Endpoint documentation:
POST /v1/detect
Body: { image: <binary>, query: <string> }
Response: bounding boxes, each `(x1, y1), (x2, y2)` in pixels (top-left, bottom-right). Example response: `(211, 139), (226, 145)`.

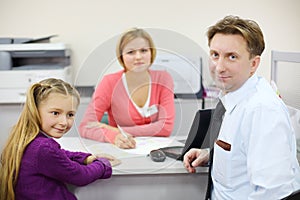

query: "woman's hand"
(114, 133), (136, 149)
(86, 121), (136, 149)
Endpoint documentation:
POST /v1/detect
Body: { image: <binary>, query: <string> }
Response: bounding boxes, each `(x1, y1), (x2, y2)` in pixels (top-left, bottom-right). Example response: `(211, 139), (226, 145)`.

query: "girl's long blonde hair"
(0, 78), (80, 200)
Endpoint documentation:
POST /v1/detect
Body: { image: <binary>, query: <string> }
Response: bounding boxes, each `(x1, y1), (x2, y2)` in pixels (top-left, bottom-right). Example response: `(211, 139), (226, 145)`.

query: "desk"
(57, 137), (208, 200)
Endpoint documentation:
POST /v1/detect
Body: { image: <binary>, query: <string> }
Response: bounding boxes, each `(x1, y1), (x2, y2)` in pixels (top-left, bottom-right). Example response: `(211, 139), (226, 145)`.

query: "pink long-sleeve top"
(79, 69), (175, 143)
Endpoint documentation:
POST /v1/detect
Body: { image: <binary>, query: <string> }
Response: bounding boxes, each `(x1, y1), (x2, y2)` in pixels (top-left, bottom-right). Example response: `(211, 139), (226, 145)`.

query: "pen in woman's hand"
(117, 125), (128, 138)
(116, 125), (136, 149)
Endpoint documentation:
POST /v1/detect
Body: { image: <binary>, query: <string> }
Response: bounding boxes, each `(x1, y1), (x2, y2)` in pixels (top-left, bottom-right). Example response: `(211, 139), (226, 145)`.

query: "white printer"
(0, 43), (71, 103)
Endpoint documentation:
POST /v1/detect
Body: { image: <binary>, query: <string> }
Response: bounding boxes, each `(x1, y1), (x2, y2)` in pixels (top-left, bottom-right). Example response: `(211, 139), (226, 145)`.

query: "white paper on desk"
(86, 137), (184, 159)
(123, 137), (183, 155)
(86, 142), (137, 159)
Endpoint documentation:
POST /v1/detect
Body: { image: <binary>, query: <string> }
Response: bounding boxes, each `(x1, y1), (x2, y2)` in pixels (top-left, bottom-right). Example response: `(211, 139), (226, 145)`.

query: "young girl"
(0, 78), (112, 200)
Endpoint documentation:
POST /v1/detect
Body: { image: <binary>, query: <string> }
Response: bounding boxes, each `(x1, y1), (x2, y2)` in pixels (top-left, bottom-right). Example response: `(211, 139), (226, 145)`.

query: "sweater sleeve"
(37, 140), (112, 186)
(63, 149), (91, 164)
(79, 73), (120, 143)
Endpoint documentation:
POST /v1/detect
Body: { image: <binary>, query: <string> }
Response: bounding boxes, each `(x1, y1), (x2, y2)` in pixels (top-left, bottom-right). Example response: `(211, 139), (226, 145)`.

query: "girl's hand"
(96, 153), (121, 167)
(84, 155), (97, 165)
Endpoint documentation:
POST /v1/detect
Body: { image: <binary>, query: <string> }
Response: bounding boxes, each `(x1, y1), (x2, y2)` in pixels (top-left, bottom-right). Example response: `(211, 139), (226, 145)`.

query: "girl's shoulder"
(30, 133), (60, 153)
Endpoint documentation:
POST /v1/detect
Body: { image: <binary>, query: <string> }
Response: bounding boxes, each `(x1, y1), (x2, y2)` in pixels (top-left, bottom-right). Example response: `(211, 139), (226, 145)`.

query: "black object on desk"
(161, 109), (212, 161)
(159, 146), (184, 160)
(149, 149), (166, 162)
(150, 109), (213, 162)
(179, 109), (212, 160)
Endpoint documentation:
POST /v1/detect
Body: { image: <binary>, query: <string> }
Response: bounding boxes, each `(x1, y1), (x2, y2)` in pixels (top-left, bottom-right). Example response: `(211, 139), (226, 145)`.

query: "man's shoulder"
(246, 80), (287, 113)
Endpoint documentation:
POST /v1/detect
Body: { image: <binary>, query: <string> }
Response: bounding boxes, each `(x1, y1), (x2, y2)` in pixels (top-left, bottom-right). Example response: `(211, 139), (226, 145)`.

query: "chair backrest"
(282, 189), (300, 200)
(177, 109), (212, 160)
(100, 112), (109, 124)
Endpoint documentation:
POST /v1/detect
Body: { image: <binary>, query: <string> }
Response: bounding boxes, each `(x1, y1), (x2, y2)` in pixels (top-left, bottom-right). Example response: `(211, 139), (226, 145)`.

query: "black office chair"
(282, 189), (300, 200)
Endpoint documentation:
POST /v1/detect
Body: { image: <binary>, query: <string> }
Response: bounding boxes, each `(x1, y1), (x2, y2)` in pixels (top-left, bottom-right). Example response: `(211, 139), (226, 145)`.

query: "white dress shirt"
(211, 74), (300, 200)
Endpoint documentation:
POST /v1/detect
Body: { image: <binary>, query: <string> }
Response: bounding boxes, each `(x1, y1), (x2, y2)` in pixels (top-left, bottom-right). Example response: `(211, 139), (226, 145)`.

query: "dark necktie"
(205, 101), (226, 200)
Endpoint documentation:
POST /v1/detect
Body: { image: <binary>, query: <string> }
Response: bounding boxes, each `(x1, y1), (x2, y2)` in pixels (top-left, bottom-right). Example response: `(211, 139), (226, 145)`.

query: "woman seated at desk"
(79, 28), (175, 149)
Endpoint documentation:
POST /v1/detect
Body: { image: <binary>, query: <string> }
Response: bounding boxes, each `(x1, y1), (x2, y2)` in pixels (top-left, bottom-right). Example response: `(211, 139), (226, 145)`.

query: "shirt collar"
(39, 130), (51, 138)
(219, 74), (258, 113)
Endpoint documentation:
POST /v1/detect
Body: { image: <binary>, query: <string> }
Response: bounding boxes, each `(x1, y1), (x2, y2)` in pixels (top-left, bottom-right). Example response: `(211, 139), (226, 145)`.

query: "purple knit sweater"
(15, 132), (112, 200)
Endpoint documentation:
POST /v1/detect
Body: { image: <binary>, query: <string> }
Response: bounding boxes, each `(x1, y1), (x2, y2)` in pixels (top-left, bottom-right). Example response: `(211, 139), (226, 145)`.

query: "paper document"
(87, 137), (184, 159)
(55, 137), (184, 159)
(123, 137), (183, 155)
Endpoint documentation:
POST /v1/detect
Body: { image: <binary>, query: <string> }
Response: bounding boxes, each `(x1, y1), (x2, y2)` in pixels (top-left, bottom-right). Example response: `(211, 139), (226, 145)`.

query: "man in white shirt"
(183, 15), (300, 199)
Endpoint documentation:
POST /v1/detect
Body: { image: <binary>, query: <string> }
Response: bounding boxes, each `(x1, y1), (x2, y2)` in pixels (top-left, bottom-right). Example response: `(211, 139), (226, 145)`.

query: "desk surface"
(56, 136), (207, 175)
(57, 136), (208, 200)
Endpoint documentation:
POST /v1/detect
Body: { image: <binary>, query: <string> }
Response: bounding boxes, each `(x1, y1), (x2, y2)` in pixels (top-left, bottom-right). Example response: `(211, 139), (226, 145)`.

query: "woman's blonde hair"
(116, 28), (156, 69)
(0, 78), (80, 200)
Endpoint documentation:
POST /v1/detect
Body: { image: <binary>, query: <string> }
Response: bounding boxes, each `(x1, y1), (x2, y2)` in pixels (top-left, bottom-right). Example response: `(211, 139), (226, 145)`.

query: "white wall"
(0, 0), (300, 86)
(1, 0), (300, 153)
